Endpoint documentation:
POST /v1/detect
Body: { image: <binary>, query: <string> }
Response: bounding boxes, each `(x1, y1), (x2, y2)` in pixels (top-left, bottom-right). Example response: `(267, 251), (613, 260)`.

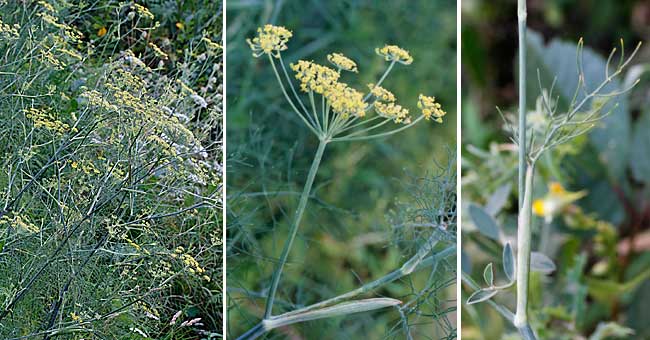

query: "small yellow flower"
(375, 102), (411, 124)
(246, 24), (292, 58)
(375, 45), (413, 65)
(367, 84), (395, 102)
(327, 53), (358, 72)
(70, 312), (83, 323)
(290, 60), (340, 94)
(97, 26), (107, 37)
(533, 182), (587, 222)
(325, 82), (367, 119)
(417, 94), (446, 123)
(175, 22), (184, 30)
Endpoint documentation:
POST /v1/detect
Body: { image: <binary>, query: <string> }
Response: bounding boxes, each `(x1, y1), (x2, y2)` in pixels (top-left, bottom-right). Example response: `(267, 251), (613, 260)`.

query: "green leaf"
(530, 252), (556, 274)
(468, 203), (500, 241)
(485, 183), (511, 216)
(483, 263), (494, 286)
(466, 288), (497, 305)
(502, 242), (515, 282)
(525, 30), (631, 180)
(630, 110), (650, 183)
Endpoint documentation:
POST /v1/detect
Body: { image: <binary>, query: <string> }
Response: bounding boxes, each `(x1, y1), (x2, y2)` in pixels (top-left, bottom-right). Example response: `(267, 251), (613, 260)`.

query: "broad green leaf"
(485, 183), (511, 216)
(263, 298), (401, 330)
(630, 110), (650, 183)
(483, 263), (494, 286)
(530, 252), (556, 274)
(525, 30), (631, 181)
(466, 288), (497, 305)
(502, 242), (515, 282)
(468, 203), (500, 241)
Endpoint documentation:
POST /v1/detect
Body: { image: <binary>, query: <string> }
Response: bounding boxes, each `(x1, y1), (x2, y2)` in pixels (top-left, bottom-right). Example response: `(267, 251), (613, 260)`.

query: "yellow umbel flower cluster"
(1, 214), (40, 234)
(291, 60), (340, 94)
(23, 107), (70, 134)
(417, 94), (446, 123)
(0, 19), (19, 39)
(327, 82), (367, 118)
(132, 3), (154, 20)
(327, 53), (358, 72)
(247, 24), (292, 58)
(368, 83), (395, 102)
(375, 102), (411, 124)
(291, 60), (366, 118)
(376, 45), (413, 65)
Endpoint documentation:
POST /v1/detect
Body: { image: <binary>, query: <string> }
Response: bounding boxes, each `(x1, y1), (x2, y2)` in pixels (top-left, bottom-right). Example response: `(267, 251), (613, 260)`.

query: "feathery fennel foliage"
(0, 1), (222, 338)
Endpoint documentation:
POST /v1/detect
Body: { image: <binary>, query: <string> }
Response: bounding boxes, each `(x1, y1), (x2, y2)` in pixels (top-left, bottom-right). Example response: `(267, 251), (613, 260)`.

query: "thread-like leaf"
(503, 242), (515, 282)
(467, 289), (498, 305)
(468, 203), (500, 241)
(530, 252), (556, 274)
(263, 298), (402, 331)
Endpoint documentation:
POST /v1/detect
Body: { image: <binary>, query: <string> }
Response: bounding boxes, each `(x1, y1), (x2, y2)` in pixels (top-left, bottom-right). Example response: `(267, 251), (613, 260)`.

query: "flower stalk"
(264, 138), (327, 318)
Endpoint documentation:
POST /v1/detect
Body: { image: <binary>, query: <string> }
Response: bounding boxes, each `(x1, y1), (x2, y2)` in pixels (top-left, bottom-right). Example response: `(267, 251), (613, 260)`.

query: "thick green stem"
(263, 139), (328, 318)
(514, 166), (534, 331)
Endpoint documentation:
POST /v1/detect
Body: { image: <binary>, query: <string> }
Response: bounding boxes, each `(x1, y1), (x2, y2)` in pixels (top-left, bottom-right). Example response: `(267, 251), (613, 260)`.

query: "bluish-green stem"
(515, 166), (533, 328)
(517, 0), (527, 210)
(263, 139), (328, 318)
(515, 1), (537, 339)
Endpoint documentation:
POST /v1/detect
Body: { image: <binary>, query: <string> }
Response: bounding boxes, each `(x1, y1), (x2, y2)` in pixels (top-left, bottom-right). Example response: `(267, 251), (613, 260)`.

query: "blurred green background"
(226, 0), (456, 338)
(462, 0), (650, 339)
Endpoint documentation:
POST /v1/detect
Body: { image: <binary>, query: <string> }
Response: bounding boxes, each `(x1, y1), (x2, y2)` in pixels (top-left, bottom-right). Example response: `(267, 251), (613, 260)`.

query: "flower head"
(325, 82), (367, 119)
(247, 24), (292, 58)
(376, 45), (413, 65)
(532, 182), (587, 222)
(290, 60), (340, 94)
(368, 83), (395, 102)
(327, 53), (358, 72)
(417, 94), (446, 123)
(375, 102), (411, 124)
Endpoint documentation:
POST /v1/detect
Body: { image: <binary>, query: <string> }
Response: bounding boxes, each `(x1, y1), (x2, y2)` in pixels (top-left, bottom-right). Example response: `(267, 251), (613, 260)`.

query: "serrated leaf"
(485, 183), (511, 216)
(483, 263), (494, 286)
(466, 289), (498, 305)
(468, 203), (500, 241)
(263, 298), (401, 331)
(502, 242), (515, 282)
(530, 252), (556, 274)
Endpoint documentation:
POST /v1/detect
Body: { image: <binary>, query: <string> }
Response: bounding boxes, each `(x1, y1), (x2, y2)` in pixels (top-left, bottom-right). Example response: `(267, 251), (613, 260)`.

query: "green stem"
(518, 0), (527, 211)
(514, 165), (534, 333)
(263, 139), (328, 318)
(268, 55), (320, 136)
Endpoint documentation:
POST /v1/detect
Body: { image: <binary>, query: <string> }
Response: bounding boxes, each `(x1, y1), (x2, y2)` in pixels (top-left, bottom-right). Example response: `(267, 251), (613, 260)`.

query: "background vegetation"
(461, 0), (650, 338)
(0, 1), (222, 339)
(226, 0), (456, 338)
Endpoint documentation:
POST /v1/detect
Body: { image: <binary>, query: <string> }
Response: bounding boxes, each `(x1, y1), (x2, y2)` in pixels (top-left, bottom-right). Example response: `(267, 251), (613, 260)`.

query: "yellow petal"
(532, 199), (545, 216)
(97, 26), (107, 37)
(175, 22), (184, 30)
(549, 182), (565, 194)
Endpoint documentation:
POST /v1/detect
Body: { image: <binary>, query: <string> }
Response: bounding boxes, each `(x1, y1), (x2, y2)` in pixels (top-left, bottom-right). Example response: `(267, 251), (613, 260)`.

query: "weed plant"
(228, 2), (455, 338)
(462, 1), (642, 339)
(0, 1), (222, 338)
